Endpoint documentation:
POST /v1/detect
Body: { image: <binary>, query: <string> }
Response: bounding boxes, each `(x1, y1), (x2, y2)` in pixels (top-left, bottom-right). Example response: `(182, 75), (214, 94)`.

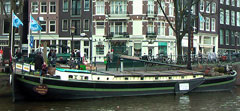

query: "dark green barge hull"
(13, 72), (237, 101)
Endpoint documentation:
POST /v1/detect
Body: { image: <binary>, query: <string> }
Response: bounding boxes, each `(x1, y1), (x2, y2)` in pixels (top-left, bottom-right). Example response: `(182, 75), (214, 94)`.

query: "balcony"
(146, 32), (157, 39)
(110, 32), (129, 38)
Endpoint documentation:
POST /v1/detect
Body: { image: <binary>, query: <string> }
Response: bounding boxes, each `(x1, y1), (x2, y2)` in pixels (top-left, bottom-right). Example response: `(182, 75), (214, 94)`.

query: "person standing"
(35, 52), (44, 75)
(105, 51), (111, 71)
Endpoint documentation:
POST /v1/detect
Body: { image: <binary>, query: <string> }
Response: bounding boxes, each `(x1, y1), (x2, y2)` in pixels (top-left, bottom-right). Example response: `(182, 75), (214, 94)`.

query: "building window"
(72, 20), (80, 35)
(147, 22), (154, 34)
(72, 0), (81, 15)
(237, 12), (240, 26)
(4, 19), (10, 34)
(96, 45), (104, 55)
(237, 0), (240, 7)
(200, 19), (205, 30)
(231, 31), (235, 46)
(40, 21), (46, 33)
(238, 32), (240, 46)
(211, 18), (215, 32)
(220, 9), (224, 24)
(62, 19), (68, 31)
(84, 19), (89, 31)
(211, 3), (216, 13)
(31, 2), (38, 14)
(226, 0), (230, 5)
(4, 1), (10, 14)
(206, 17), (210, 31)
(169, 3), (174, 16)
(204, 37), (211, 45)
(96, 1), (105, 15)
(232, 11), (235, 26)
(158, 22), (165, 36)
(220, 29), (224, 45)
(148, 0), (154, 15)
(63, 0), (69, 12)
(50, 2), (56, 14)
(232, 0), (235, 6)
(169, 26), (174, 36)
(200, 0), (204, 12)
(158, 2), (165, 15)
(191, 5), (195, 14)
(40, 2), (47, 14)
(110, 1), (127, 14)
(49, 20), (56, 33)
(226, 10), (230, 25)
(84, 0), (90, 11)
(226, 30), (230, 45)
(110, 22), (127, 35)
(206, 1), (210, 13)
(96, 22), (104, 35)
(220, 0), (224, 4)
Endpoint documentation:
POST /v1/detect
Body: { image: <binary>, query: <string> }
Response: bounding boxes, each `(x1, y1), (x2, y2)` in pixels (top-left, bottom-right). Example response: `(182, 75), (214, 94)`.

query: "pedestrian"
(15, 49), (22, 62)
(105, 51), (111, 71)
(34, 52), (44, 75)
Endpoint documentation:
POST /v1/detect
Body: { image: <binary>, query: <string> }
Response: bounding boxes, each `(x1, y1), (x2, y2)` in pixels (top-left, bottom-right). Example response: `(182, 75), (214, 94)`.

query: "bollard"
(120, 58), (124, 72)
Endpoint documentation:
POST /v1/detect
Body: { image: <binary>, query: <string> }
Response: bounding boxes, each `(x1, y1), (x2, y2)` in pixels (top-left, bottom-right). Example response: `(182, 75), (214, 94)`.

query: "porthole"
(193, 75), (196, 78)
(107, 77), (109, 80)
(125, 77), (129, 80)
(84, 76), (88, 80)
(155, 77), (159, 80)
(141, 77), (144, 80)
(97, 77), (100, 80)
(181, 76), (184, 79)
(168, 77), (172, 80)
(69, 75), (73, 79)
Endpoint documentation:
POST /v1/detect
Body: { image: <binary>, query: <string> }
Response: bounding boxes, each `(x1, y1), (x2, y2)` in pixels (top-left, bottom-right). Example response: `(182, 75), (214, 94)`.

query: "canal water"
(1, 86), (240, 111)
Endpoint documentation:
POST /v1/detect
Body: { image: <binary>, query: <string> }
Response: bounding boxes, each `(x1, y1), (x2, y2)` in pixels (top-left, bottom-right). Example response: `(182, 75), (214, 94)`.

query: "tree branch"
(157, 0), (176, 33)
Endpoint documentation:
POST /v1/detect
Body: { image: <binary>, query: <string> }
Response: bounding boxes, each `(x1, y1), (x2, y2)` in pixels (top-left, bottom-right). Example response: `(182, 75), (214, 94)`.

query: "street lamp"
(70, 26), (75, 53)
(235, 32), (239, 53)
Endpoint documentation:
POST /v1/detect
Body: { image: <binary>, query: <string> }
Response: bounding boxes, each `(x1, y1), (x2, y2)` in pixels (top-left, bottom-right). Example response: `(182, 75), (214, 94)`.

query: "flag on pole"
(30, 15), (42, 31)
(199, 13), (205, 22)
(12, 12), (23, 28)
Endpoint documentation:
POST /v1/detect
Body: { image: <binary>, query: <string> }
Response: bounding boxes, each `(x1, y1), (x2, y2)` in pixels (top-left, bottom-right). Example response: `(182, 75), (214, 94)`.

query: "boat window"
(141, 77), (144, 80)
(97, 77), (100, 80)
(107, 77), (109, 80)
(125, 77), (129, 80)
(168, 77), (172, 80)
(69, 75), (73, 79)
(84, 76), (88, 80)
(193, 75), (196, 78)
(155, 77), (158, 80)
(181, 76), (184, 79)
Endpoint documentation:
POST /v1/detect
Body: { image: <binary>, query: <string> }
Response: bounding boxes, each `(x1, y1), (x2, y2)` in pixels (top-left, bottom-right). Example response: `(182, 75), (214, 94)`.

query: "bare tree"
(157, 0), (213, 63)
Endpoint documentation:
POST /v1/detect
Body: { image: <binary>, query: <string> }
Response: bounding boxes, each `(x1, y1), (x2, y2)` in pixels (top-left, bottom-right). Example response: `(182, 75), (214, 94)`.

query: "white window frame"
(231, 11), (235, 26)
(158, 2), (165, 16)
(169, 3), (174, 16)
(31, 2), (38, 14)
(226, 10), (230, 25)
(148, 0), (154, 15)
(62, 19), (68, 32)
(40, 21), (47, 33)
(110, 1), (127, 15)
(158, 22), (165, 36)
(84, 19), (89, 31)
(96, 22), (105, 35)
(211, 3), (216, 13)
(206, 1), (210, 13)
(220, 9), (224, 24)
(200, 19), (205, 31)
(220, 0), (224, 4)
(84, 0), (90, 11)
(147, 22), (154, 33)
(96, 1), (105, 15)
(49, 20), (56, 33)
(110, 22), (127, 35)
(40, 2), (47, 14)
(237, 12), (240, 26)
(232, 0), (235, 6)
(237, 0), (240, 7)
(49, 1), (56, 14)
(226, 30), (229, 45)
(226, 0), (230, 5)
(211, 18), (215, 32)
(220, 29), (224, 45)
(63, 0), (69, 12)
(200, 0), (204, 12)
(206, 17), (210, 31)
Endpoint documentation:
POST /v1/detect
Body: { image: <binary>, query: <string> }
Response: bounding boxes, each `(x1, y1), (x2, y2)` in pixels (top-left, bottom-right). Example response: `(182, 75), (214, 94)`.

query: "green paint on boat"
(17, 78), (174, 91)
(198, 78), (236, 88)
(56, 68), (90, 73)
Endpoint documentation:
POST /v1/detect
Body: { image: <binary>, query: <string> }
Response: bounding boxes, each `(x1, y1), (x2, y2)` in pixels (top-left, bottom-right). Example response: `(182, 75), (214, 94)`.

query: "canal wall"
(0, 74), (11, 96)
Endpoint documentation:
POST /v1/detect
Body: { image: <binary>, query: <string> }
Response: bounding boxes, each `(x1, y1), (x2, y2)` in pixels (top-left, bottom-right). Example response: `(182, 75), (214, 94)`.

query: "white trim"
(49, 1), (56, 14)
(62, 0), (69, 12)
(40, 1), (47, 14)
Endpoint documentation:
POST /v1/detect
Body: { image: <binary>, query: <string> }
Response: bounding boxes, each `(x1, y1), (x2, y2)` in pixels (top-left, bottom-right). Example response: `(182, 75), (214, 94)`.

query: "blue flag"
(30, 15), (42, 31)
(12, 12), (23, 28)
(199, 13), (205, 22)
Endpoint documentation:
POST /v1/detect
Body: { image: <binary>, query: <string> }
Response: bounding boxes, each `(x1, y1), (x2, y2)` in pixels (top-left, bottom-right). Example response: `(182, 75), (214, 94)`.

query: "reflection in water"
(1, 86), (240, 111)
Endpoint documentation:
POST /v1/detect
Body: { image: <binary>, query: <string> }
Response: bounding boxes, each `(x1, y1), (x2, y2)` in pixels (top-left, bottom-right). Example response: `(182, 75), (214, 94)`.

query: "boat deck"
(97, 70), (204, 77)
